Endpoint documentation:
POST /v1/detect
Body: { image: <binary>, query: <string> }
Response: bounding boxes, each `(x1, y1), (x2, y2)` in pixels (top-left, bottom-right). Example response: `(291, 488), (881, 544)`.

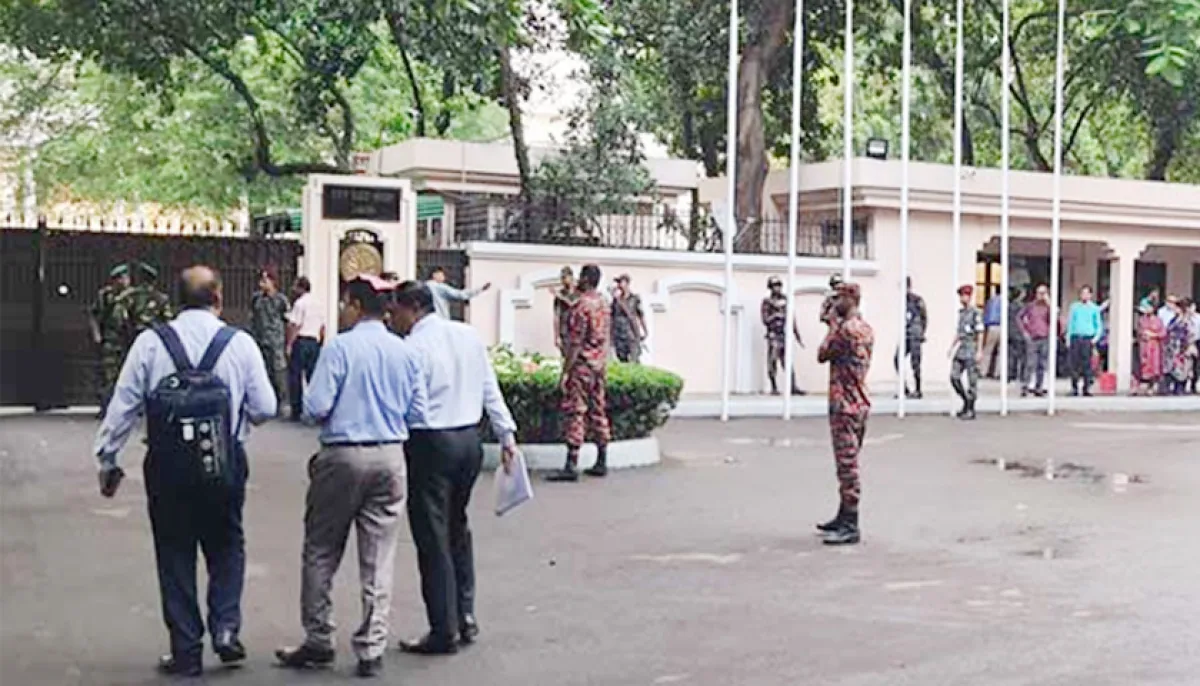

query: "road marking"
(91, 507), (130, 519)
(630, 553), (742, 566)
(654, 675), (690, 684)
(1070, 422), (1200, 433)
(865, 433), (904, 446)
(884, 580), (945, 591)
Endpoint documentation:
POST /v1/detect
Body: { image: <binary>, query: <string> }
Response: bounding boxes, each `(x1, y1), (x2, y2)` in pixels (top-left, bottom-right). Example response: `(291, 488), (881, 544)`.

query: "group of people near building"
(89, 258), (629, 678)
(1134, 289), (1200, 396)
(553, 267), (647, 364)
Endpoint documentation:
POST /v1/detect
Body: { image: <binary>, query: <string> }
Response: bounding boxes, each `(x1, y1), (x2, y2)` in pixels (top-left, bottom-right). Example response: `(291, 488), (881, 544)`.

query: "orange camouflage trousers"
(829, 412), (868, 511)
(561, 365), (611, 448)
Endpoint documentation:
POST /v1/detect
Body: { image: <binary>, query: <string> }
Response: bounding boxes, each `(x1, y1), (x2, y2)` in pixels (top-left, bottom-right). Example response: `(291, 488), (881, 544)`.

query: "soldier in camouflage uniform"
(90, 263), (133, 415)
(815, 282), (874, 546)
(761, 276), (805, 395)
(610, 274), (646, 363)
(548, 264), (612, 482)
(113, 262), (173, 345)
(950, 284), (984, 420)
(552, 266), (579, 355)
(249, 267), (290, 410)
(819, 273), (844, 325)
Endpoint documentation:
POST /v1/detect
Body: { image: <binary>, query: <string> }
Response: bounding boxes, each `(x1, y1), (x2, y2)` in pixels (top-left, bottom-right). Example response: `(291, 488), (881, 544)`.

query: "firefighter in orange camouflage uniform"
(547, 264), (612, 482)
(815, 282), (874, 546)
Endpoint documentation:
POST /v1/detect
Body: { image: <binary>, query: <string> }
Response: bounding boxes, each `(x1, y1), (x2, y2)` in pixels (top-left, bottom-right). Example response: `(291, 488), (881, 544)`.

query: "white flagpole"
(951, 0), (965, 417)
(1047, 0), (1066, 415)
(898, 0), (911, 419)
(783, 0), (805, 422)
(999, 0), (1011, 417)
(841, 0), (854, 283)
(721, 0), (739, 422)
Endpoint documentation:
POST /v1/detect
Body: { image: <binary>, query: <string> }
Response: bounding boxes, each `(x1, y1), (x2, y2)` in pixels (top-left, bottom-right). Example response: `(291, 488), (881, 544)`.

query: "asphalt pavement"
(2, 411), (1199, 686)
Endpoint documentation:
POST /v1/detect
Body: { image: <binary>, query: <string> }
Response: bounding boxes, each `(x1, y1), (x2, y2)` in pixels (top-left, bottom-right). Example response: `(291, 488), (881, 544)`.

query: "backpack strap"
(197, 326), (239, 373)
(153, 325), (193, 373)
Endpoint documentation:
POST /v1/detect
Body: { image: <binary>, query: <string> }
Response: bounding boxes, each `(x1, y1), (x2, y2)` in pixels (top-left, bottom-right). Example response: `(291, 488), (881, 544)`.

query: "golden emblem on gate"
(338, 243), (383, 281)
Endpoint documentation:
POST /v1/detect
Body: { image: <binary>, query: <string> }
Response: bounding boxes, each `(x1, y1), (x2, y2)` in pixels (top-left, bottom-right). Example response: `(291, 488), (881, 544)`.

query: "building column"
(1107, 240), (1146, 394)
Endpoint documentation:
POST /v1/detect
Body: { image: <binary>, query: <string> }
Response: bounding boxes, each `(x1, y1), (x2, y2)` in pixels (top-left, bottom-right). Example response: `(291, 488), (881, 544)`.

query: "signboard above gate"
(321, 185), (401, 222)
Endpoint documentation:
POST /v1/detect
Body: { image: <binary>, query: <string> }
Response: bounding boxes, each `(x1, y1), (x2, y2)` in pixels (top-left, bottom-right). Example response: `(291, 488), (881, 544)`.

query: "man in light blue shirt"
(426, 266), (490, 319)
(981, 288), (1003, 378)
(1066, 285), (1103, 396)
(389, 280), (517, 656)
(276, 275), (426, 679)
(92, 265), (276, 677)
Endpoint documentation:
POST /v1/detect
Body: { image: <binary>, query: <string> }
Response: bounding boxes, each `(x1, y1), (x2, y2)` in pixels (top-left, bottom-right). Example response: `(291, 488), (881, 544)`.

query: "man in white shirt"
(93, 266), (277, 677)
(388, 280), (518, 655)
(425, 266), (490, 320)
(286, 276), (325, 420)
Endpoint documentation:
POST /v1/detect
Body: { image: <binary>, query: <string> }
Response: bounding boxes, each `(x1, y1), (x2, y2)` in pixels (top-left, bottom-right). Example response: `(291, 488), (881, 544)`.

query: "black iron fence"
(453, 201), (872, 259)
(0, 219), (303, 407)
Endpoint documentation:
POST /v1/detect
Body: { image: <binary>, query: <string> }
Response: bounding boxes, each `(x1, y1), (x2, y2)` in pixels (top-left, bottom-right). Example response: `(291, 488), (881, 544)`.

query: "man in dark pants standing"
(388, 281), (519, 654)
(894, 277), (927, 398)
(286, 276), (325, 419)
(93, 266), (276, 676)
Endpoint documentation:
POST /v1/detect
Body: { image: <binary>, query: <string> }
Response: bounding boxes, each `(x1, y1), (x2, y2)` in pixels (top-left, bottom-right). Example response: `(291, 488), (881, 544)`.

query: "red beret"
(957, 284), (974, 296)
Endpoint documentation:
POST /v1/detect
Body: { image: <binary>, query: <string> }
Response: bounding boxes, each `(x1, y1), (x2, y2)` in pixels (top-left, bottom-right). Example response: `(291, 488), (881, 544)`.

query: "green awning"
(417, 194), (444, 221)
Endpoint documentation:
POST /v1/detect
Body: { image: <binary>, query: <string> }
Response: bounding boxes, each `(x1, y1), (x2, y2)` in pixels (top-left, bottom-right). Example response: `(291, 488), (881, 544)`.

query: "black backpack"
(146, 325), (239, 489)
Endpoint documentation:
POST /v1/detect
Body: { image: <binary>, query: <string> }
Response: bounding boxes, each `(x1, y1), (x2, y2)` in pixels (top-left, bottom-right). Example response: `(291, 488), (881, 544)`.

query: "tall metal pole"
(721, 0), (739, 422)
(783, 0), (805, 421)
(999, 0), (1011, 416)
(841, 0), (854, 283)
(1047, 0), (1066, 415)
(951, 0), (965, 417)
(898, 0), (912, 418)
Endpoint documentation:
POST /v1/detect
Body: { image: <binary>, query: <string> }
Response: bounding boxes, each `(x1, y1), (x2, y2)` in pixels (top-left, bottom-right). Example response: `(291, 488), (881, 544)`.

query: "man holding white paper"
(389, 281), (519, 655)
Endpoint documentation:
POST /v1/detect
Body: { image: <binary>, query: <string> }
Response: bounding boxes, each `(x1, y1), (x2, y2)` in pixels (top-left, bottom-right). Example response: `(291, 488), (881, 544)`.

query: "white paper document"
(493, 450), (534, 516)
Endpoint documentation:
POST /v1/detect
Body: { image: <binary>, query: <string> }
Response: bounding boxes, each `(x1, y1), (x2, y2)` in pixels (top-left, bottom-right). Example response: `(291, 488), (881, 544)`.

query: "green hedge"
(485, 347), (684, 444)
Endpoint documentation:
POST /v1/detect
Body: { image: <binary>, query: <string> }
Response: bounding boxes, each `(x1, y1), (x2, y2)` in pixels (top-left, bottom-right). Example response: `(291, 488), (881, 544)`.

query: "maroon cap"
(957, 284), (974, 296)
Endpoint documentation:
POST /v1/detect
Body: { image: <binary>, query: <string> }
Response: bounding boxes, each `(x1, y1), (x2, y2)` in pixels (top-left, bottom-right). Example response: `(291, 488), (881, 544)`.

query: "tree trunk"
(1145, 99), (1195, 181)
(733, 0), (795, 249)
(497, 43), (532, 201)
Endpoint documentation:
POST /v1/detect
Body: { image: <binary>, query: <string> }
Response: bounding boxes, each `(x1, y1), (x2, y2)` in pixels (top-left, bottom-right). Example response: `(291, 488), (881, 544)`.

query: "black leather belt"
(323, 440), (402, 448)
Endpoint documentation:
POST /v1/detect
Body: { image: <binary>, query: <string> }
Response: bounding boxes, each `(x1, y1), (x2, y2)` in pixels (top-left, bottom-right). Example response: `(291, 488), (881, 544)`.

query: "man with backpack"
(92, 265), (277, 677)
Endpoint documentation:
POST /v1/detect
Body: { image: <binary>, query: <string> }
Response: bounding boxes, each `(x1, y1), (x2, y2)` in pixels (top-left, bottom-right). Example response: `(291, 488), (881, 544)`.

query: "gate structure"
(0, 218), (303, 408)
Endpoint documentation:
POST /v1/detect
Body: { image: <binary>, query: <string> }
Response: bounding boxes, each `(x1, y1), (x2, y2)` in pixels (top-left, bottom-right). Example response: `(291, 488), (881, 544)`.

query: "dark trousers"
(893, 337), (923, 393)
(1068, 335), (1095, 392)
(288, 337), (321, 417)
(145, 445), (247, 666)
(1024, 337), (1050, 391)
(404, 427), (483, 641)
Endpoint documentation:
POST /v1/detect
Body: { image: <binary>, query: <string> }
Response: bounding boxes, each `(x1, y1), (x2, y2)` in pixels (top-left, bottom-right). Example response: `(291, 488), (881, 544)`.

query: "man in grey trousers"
(276, 276), (427, 678)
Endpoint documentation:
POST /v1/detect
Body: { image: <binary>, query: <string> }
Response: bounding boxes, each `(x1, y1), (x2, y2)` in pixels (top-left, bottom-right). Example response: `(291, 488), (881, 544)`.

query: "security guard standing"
(388, 281), (519, 656)
(949, 284), (984, 420)
(93, 266), (277, 677)
(115, 262), (173, 343)
(820, 273), (844, 324)
(90, 263), (132, 414)
(276, 275), (426, 679)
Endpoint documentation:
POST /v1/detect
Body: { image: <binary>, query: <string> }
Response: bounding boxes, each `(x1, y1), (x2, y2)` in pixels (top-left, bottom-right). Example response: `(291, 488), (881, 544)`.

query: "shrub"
(485, 347), (684, 444)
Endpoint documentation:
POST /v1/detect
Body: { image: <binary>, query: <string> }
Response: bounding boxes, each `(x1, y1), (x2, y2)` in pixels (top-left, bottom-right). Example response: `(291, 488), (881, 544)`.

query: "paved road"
(2, 412), (1199, 685)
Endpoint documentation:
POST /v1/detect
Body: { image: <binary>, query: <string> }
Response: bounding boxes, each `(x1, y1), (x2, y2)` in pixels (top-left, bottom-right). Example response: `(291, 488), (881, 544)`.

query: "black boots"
(816, 505), (845, 533)
(546, 452), (579, 482)
(583, 446), (608, 477)
(822, 510), (860, 546)
(960, 396), (977, 420)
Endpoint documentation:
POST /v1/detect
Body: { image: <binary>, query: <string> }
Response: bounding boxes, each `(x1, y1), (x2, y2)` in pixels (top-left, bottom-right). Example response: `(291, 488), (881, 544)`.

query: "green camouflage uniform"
(114, 284), (174, 344)
(250, 290), (290, 406)
(92, 284), (128, 405)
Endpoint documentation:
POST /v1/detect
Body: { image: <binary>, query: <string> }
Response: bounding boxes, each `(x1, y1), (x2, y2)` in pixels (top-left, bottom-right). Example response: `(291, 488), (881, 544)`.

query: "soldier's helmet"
(829, 273), (844, 288)
(767, 276), (782, 288)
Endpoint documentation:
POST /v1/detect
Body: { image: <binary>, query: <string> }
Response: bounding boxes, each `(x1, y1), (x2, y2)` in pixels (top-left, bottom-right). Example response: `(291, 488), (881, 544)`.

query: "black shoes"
(821, 511), (861, 546)
(584, 454), (608, 478)
(356, 657), (383, 678)
(157, 654), (202, 677)
(275, 644), (335, 669)
(398, 634), (459, 656)
(213, 630), (246, 665)
(816, 505), (845, 533)
(460, 615), (480, 645)
(546, 466), (579, 482)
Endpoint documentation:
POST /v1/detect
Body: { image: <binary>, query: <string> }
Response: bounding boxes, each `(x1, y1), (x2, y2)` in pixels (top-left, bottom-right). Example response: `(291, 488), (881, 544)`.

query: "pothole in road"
(969, 458), (1148, 488)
